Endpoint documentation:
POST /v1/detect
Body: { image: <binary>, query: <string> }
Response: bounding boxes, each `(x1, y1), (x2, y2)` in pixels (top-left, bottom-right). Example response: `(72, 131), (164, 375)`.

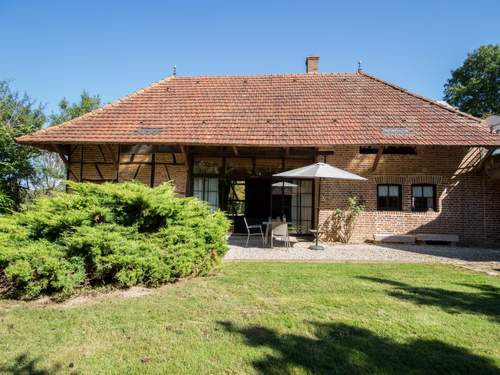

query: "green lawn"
(1, 263), (499, 374)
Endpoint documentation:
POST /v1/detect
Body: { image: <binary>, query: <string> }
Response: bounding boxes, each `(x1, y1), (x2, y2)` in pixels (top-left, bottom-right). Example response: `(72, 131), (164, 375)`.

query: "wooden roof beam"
(52, 144), (69, 167)
(372, 147), (383, 172)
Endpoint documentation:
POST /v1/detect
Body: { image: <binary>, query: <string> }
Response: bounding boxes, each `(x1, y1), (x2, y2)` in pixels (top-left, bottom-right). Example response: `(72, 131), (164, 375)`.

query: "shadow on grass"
(0, 353), (63, 375)
(218, 321), (499, 375)
(358, 277), (500, 322)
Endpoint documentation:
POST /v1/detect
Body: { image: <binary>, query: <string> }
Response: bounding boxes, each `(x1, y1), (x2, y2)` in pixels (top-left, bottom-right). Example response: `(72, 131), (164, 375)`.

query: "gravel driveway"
(225, 236), (500, 276)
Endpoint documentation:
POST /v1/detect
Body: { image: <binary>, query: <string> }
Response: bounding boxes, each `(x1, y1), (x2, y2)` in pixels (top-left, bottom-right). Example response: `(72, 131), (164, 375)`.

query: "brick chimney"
(306, 55), (319, 73)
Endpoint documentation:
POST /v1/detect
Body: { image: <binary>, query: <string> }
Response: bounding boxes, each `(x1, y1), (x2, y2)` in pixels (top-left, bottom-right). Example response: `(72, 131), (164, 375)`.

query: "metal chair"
(271, 220), (290, 248)
(243, 217), (265, 247)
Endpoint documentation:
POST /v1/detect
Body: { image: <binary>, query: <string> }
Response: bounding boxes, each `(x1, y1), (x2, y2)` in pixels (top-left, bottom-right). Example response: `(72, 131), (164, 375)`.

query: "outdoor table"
(262, 220), (293, 248)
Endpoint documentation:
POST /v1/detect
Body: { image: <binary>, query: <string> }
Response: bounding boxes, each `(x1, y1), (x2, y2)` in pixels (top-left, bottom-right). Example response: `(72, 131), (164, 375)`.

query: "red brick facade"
(318, 146), (500, 245)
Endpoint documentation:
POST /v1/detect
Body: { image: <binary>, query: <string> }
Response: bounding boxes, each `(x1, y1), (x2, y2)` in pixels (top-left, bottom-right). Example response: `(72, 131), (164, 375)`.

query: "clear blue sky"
(1, 0), (499, 115)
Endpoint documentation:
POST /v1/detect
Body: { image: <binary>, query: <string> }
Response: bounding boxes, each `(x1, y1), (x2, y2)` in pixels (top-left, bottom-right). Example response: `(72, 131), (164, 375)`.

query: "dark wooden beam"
(180, 145), (189, 169)
(52, 144), (69, 166)
(372, 147), (383, 172)
(163, 164), (171, 181)
(95, 164), (104, 179)
(150, 153), (156, 187)
(116, 145), (121, 182)
(69, 145), (78, 157)
(97, 145), (107, 162)
(133, 164), (141, 180)
(79, 146), (84, 181)
(103, 145), (118, 169)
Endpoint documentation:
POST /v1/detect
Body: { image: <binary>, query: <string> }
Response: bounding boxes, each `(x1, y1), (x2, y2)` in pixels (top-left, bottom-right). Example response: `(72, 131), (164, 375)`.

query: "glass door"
(272, 179), (313, 234)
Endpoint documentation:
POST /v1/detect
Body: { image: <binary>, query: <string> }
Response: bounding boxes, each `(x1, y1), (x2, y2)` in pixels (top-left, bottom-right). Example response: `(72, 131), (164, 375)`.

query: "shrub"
(0, 182), (230, 299)
(321, 194), (364, 243)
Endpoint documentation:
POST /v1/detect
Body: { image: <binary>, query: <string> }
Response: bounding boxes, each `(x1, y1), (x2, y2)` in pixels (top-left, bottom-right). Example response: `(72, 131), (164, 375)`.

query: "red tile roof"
(17, 71), (500, 147)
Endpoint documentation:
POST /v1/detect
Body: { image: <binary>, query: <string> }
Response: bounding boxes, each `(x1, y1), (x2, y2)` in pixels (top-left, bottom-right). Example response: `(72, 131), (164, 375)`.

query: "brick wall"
(317, 145), (500, 246)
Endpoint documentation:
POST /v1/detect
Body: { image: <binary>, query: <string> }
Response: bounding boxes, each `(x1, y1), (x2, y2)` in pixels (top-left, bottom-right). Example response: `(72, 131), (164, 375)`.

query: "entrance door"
(245, 178), (271, 225)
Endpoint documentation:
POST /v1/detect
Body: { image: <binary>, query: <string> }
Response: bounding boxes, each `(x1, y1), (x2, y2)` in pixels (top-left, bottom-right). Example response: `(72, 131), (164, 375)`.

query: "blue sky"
(1, 0), (499, 115)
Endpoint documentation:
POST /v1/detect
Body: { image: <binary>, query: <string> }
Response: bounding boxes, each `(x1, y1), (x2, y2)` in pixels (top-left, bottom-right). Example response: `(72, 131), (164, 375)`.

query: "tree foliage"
(49, 91), (101, 126)
(444, 45), (500, 117)
(33, 91), (102, 195)
(0, 81), (46, 211)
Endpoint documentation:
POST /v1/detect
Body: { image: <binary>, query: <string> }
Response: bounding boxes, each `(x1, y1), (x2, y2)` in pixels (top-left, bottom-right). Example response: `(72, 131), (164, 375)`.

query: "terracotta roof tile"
(17, 72), (500, 147)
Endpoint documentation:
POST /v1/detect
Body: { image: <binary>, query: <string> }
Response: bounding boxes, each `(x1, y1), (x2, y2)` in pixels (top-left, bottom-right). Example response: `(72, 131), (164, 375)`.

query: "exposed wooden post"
(116, 145), (121, 182)
(150, 153), (156, 187)
(232, 146), (238, 156)
(372, 147), (383, 172)
(180, 145), (189, 169)
(180, 145), (190, 196)
(79, 145), (84, 181)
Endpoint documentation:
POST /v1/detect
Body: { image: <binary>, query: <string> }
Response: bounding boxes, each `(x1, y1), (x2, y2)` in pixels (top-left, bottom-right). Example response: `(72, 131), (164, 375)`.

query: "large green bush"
(0, 182), (230, 299)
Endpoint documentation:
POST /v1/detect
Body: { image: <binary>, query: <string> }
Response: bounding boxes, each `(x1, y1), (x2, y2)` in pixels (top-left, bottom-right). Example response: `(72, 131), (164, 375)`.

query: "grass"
(0, 263), (499, 374)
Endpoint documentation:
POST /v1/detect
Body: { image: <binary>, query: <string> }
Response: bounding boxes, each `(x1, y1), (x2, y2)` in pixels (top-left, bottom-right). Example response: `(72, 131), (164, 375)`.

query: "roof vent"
(306, 55), (319, 73)
(382, 127), (414, 137)
(132, 127), (163, 136)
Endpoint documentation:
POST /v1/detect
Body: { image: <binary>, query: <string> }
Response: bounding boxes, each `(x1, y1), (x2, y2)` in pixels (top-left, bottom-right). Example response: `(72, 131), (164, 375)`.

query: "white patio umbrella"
(271, 181), (298, 187)
(273, 162), (366, 250)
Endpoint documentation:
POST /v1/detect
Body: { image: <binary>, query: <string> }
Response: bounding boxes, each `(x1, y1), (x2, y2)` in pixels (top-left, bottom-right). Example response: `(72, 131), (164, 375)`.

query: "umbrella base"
(308, 244), (325, 251)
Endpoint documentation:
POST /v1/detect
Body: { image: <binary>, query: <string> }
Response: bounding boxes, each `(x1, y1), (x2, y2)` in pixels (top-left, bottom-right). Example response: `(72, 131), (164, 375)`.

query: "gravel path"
(225, 236), (500, 276)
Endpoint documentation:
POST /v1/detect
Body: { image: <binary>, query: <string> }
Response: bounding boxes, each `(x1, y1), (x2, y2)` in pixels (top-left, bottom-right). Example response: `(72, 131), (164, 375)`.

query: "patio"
(225, 235), (500, 276)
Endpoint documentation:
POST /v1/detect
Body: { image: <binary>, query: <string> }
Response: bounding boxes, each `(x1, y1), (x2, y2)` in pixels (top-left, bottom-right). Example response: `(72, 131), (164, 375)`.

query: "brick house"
(17, 56), (500, 245)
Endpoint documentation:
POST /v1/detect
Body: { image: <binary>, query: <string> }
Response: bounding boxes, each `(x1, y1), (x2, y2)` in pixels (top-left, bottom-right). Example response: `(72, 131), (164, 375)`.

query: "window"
(377, 184), (402, 211)
(193, 177), (219, 211)
(412, 184), (436, 212)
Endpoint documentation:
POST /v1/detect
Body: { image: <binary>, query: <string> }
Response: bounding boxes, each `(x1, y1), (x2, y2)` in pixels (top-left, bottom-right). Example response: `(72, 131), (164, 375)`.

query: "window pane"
(389, 185), (399, 197)
(378, 185), (388, 197)
(423, 186), (433, 197)
(193, 177), (203, 192)
(414, 197), (426, 211)
(207, 192), (219, 207)
(427, 197), (434, 210)
(301, 194), (312, 207)
(412, 186), (422, 197)
(207, 177), (218, 191)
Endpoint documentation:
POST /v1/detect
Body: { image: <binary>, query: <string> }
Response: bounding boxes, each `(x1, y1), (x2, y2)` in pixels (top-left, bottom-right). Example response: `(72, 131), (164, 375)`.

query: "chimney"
(306, 55), (319, 73)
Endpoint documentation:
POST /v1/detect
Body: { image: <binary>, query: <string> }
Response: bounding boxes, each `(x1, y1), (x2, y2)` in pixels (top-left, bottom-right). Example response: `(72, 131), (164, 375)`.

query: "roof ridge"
(31, 75), (174, 135)
(173, 72), (357, 79)
(358, 71), (481, 123)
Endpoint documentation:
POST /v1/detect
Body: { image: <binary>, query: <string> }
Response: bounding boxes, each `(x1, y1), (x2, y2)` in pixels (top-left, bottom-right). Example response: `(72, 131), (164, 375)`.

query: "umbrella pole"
(309, 177), (324, 251)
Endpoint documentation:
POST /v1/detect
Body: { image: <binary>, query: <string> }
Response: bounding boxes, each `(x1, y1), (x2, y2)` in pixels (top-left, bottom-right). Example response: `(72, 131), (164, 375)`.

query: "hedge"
(0, 182), (230, 299)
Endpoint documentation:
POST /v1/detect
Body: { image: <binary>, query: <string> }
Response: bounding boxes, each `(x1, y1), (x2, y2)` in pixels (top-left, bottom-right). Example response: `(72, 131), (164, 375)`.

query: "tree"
(33, 91), (102, 195)
(0, 81), (46, 211)
(49, 91), (101, 125)
(444, 45), (500, 117)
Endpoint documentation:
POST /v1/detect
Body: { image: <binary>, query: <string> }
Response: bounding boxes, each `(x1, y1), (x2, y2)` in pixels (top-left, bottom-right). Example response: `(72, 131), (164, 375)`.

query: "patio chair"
(271, 220), (290, 248)
(243, 217), (265, 247)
